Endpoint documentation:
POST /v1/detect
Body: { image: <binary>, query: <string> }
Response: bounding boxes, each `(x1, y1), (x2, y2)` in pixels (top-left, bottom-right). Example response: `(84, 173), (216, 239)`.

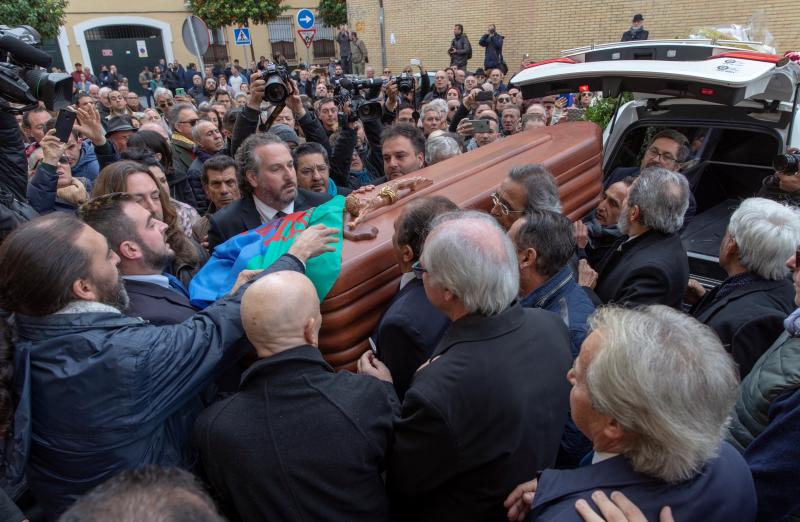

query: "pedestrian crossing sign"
(233, 28), (251, 46)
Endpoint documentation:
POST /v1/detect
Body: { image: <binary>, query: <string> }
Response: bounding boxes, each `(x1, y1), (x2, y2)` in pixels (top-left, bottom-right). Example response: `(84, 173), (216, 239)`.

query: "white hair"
(153, 87), (173, 101)
(422, 98), (448, 121)
(425, 136), (461, 165)
(727, 197), (800, 280)
(421, 211), (519, 315)
(628, 167), (689, 234)
(586, 305), (739, 483)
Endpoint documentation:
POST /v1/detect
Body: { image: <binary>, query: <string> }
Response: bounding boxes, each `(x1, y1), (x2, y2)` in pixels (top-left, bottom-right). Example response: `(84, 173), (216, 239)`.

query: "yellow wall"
(59, 0), (341, 73)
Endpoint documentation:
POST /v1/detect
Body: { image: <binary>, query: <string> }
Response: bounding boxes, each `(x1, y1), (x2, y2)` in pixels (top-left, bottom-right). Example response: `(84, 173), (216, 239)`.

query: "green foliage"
(584, 92), (634, 130)
(317, 0), (348, 28)
(0, 0), (67, 41)
(189, 0), (285, 30)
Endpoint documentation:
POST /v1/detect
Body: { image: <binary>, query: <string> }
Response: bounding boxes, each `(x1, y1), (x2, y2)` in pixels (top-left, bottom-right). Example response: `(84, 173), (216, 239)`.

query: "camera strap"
(258, 102), (287, 133)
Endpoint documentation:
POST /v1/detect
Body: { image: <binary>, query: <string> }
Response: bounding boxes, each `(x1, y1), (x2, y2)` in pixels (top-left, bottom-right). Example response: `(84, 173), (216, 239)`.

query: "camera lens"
(357, 101), (382, 122)
(264, 76), (288, 104)
(773, 154), (800, 173)
(20, 69), (72, 111)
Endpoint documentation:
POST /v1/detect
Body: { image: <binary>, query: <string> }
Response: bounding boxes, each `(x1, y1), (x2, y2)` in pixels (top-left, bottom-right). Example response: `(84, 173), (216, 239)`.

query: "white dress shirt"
(253, 195), (294, 224)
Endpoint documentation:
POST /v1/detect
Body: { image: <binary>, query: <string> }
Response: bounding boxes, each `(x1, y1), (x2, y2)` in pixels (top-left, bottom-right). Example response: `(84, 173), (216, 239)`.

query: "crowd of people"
(0, 16), (798, 522)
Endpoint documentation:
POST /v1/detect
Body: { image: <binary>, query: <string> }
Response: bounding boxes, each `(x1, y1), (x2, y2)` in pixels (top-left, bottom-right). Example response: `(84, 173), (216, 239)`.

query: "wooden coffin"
(319, 121), (604, 370)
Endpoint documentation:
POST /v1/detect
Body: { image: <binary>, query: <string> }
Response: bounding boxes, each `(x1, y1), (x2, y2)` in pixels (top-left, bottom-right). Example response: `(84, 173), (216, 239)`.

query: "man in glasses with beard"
(0, 208), (338, 517)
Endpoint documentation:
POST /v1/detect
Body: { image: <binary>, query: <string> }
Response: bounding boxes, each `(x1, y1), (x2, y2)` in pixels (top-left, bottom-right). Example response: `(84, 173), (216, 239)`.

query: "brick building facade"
(346, 1), (800, 75)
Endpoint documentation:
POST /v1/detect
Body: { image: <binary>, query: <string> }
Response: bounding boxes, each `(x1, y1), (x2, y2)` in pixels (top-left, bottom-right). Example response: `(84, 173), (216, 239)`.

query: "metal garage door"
(85, 25), (166, 93)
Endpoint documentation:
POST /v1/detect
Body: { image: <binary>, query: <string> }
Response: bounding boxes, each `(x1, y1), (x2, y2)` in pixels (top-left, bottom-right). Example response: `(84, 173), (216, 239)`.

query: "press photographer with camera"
(758, 147), (800, 206)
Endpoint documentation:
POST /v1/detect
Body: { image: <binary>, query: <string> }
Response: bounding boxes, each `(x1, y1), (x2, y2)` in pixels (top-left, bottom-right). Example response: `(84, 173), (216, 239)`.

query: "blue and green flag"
(189, 195), (345, 308)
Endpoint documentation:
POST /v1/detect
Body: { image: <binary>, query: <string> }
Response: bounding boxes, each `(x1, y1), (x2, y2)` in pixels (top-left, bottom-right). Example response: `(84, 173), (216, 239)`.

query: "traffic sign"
(233, 27), (251, 46)
(298, 29), (316, 49)
(296, 9), (315, 30)
(182, 15), (210, 56)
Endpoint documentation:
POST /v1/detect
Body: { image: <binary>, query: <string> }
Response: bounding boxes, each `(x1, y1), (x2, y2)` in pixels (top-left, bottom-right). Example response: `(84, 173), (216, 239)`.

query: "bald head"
(241, 271), (322, 356)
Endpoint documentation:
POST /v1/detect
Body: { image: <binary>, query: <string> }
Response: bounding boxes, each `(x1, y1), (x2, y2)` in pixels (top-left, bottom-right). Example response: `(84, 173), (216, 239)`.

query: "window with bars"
(84, 25), (161, 40)
(267, 17), (296, 61)
(313, 25), (335, 60)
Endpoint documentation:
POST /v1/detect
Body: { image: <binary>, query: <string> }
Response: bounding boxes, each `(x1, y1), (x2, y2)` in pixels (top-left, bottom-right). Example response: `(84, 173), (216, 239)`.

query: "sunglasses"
(497, 97), (511, 102)
(411, 260), (427, 279)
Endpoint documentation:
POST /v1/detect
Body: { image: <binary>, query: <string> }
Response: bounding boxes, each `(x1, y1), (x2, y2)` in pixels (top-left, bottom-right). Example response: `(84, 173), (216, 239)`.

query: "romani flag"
(189, 195), (345, 308)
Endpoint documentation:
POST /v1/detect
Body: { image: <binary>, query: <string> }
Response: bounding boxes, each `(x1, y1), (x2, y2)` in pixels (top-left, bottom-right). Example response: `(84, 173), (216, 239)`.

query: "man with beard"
(578, 168), (690, 309)
(208, 132), (331, 250)
(81, 193), (196, 325)
(0, 207), (338, 517)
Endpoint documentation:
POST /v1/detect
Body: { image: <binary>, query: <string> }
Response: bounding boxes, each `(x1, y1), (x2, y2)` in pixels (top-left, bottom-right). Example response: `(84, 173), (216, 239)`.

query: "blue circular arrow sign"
(297, 9), (315, 30)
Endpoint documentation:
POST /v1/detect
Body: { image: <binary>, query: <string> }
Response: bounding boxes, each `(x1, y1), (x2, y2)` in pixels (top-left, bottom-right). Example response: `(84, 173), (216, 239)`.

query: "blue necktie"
(163, 272), (190, 299)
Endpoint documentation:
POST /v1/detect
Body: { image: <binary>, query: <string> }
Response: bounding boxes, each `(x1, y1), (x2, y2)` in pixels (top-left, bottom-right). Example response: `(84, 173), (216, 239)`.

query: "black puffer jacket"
(0, 112), (38, 241)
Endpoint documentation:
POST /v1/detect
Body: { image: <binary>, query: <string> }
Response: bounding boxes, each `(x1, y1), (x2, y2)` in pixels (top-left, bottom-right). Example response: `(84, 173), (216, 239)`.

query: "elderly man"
(168, 103), (199, 182)
(728, 249), (800, 521)
(80, 193), (196, 325)
(686, 198), (800, 377)
(580, 168), (690, 309)
(154, 87), (174, 118)
(373, 196), (458, 400)
(501, 106), (521, 136)
(360, 211), (573, 521)
(573, 178), (634, 267)
(192, 155), (241, 244)
(490, 164), (561, 230)
(425, 134), (461, 165)
(420, 102), (443, 138)
(0, 212), (336, 516)
(195, 271), (398, 521)
(207, 133), (331, 250)
(185, 120), (225, 214)
(505, 305), (755, 521)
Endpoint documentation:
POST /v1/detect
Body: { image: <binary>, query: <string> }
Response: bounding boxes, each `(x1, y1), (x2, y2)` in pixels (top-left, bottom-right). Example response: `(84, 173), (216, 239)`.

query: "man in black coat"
(207, 132), (330, 251)
(579, 168), (690, 309)
(621, 14), (649, 41)
(79, 193), (197, 325)
(195, 271), (399, 522)
(687, 197), (800, 377)
(359, 212), (573, 522)
(373, 196), (458, 399)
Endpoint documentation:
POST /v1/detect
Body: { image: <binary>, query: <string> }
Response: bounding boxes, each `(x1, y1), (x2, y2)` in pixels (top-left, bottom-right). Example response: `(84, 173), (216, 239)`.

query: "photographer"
(758, 147), (800, 207)
(231, 74), (330, 158)
(479, 24), (505, 73)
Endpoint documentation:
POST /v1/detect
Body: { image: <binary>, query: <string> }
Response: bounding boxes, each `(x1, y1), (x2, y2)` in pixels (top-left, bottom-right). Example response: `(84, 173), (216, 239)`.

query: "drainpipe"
(379, 0), (387, 69)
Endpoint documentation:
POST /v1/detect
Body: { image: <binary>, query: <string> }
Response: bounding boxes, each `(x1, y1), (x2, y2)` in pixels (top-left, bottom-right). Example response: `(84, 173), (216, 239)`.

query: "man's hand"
(684, 278), (706, 306)
(357, 350), (393, 383)
(504, 478), (538, 521)
(575, 491), (674, 522)
(230, 269), (263, 294)
(578, 259), (598, 289)
(463, 91), (478, 111)
(573, 220), (589, 249)
(284, 79), (306, 119)
(248, 72), (266, 111)
(74, 104), (107, 145)
(39, 130), (67, 166)
(288, 224), (339, 263)
(384, 80), (399, 112)
(456, 118), (474, 139)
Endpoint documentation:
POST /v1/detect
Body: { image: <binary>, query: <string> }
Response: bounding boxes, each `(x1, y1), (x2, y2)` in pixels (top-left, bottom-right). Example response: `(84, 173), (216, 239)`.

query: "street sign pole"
(187, 20), (205, 75)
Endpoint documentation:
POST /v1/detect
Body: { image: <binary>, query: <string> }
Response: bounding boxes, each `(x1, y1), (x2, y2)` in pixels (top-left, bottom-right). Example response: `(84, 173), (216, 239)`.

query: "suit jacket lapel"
(693, 279), (782, 323)
(240, 196), (262, 232)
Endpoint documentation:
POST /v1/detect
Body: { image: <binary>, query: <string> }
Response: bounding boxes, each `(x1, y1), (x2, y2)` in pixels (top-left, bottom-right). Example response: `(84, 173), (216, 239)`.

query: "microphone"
(0, 34), (52, 68)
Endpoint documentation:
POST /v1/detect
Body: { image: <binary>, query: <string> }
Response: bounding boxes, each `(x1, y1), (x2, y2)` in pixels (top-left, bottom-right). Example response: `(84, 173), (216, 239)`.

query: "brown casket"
(319, 121), (603, 370)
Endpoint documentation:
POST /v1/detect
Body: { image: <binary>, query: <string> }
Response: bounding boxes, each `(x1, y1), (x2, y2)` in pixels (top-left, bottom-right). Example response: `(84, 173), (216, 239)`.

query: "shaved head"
(241, 271), (322, 356)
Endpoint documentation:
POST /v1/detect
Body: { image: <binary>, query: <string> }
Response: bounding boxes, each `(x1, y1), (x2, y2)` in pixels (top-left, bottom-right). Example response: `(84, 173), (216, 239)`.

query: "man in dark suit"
(195, 271), (398, 522)
(604, 129), (696, 225)
(579, 168), (690, 309)
(359, 212), (573, 522)
(687, 197), (800, 377)
(504, 306), (756, 522)
(207, 132), (330, 250)
(373, 196), (458, 399)
(79, 192), (197, 325)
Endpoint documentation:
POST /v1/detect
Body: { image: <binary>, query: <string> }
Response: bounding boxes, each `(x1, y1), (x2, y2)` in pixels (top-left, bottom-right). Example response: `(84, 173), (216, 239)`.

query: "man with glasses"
(490, 164), (561, 231)
(605, 129), (696, 224)
(168, 103), (200, 192)
(154, 87), (175, 118)
(495, 93), (514, 114)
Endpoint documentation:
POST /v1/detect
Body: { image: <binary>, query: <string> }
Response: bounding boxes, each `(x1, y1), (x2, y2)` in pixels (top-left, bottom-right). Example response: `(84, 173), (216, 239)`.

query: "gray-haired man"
(358, 211), (572, 522)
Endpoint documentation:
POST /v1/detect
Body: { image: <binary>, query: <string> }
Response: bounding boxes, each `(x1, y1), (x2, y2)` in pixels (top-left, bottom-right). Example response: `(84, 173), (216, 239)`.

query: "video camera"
(255, 63), (291, 104)
(0, 25), (72, 113)
(390, 73), (416, 95)
(332, 76), (383, 122)
(773, 153), (800, 173)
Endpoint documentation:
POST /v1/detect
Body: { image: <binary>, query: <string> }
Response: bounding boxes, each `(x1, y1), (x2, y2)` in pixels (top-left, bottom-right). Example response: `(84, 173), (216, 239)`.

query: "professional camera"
(0, 25), (71, 113)
(256, 63), (291, 104)
(391, 73), (416, 95)
(332, 76), (383, 122)
(773, 153), (800, 173)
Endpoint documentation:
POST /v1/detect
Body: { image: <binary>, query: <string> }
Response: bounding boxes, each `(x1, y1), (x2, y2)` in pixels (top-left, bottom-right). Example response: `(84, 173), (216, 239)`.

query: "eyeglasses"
(411, 260), (427, 279)
(490, 192), (524, 216)
(179, 119), (199, 126)
(158, 101), (174, 108)
(646, 146), (678, 163)
(497, 97), (512, 103)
